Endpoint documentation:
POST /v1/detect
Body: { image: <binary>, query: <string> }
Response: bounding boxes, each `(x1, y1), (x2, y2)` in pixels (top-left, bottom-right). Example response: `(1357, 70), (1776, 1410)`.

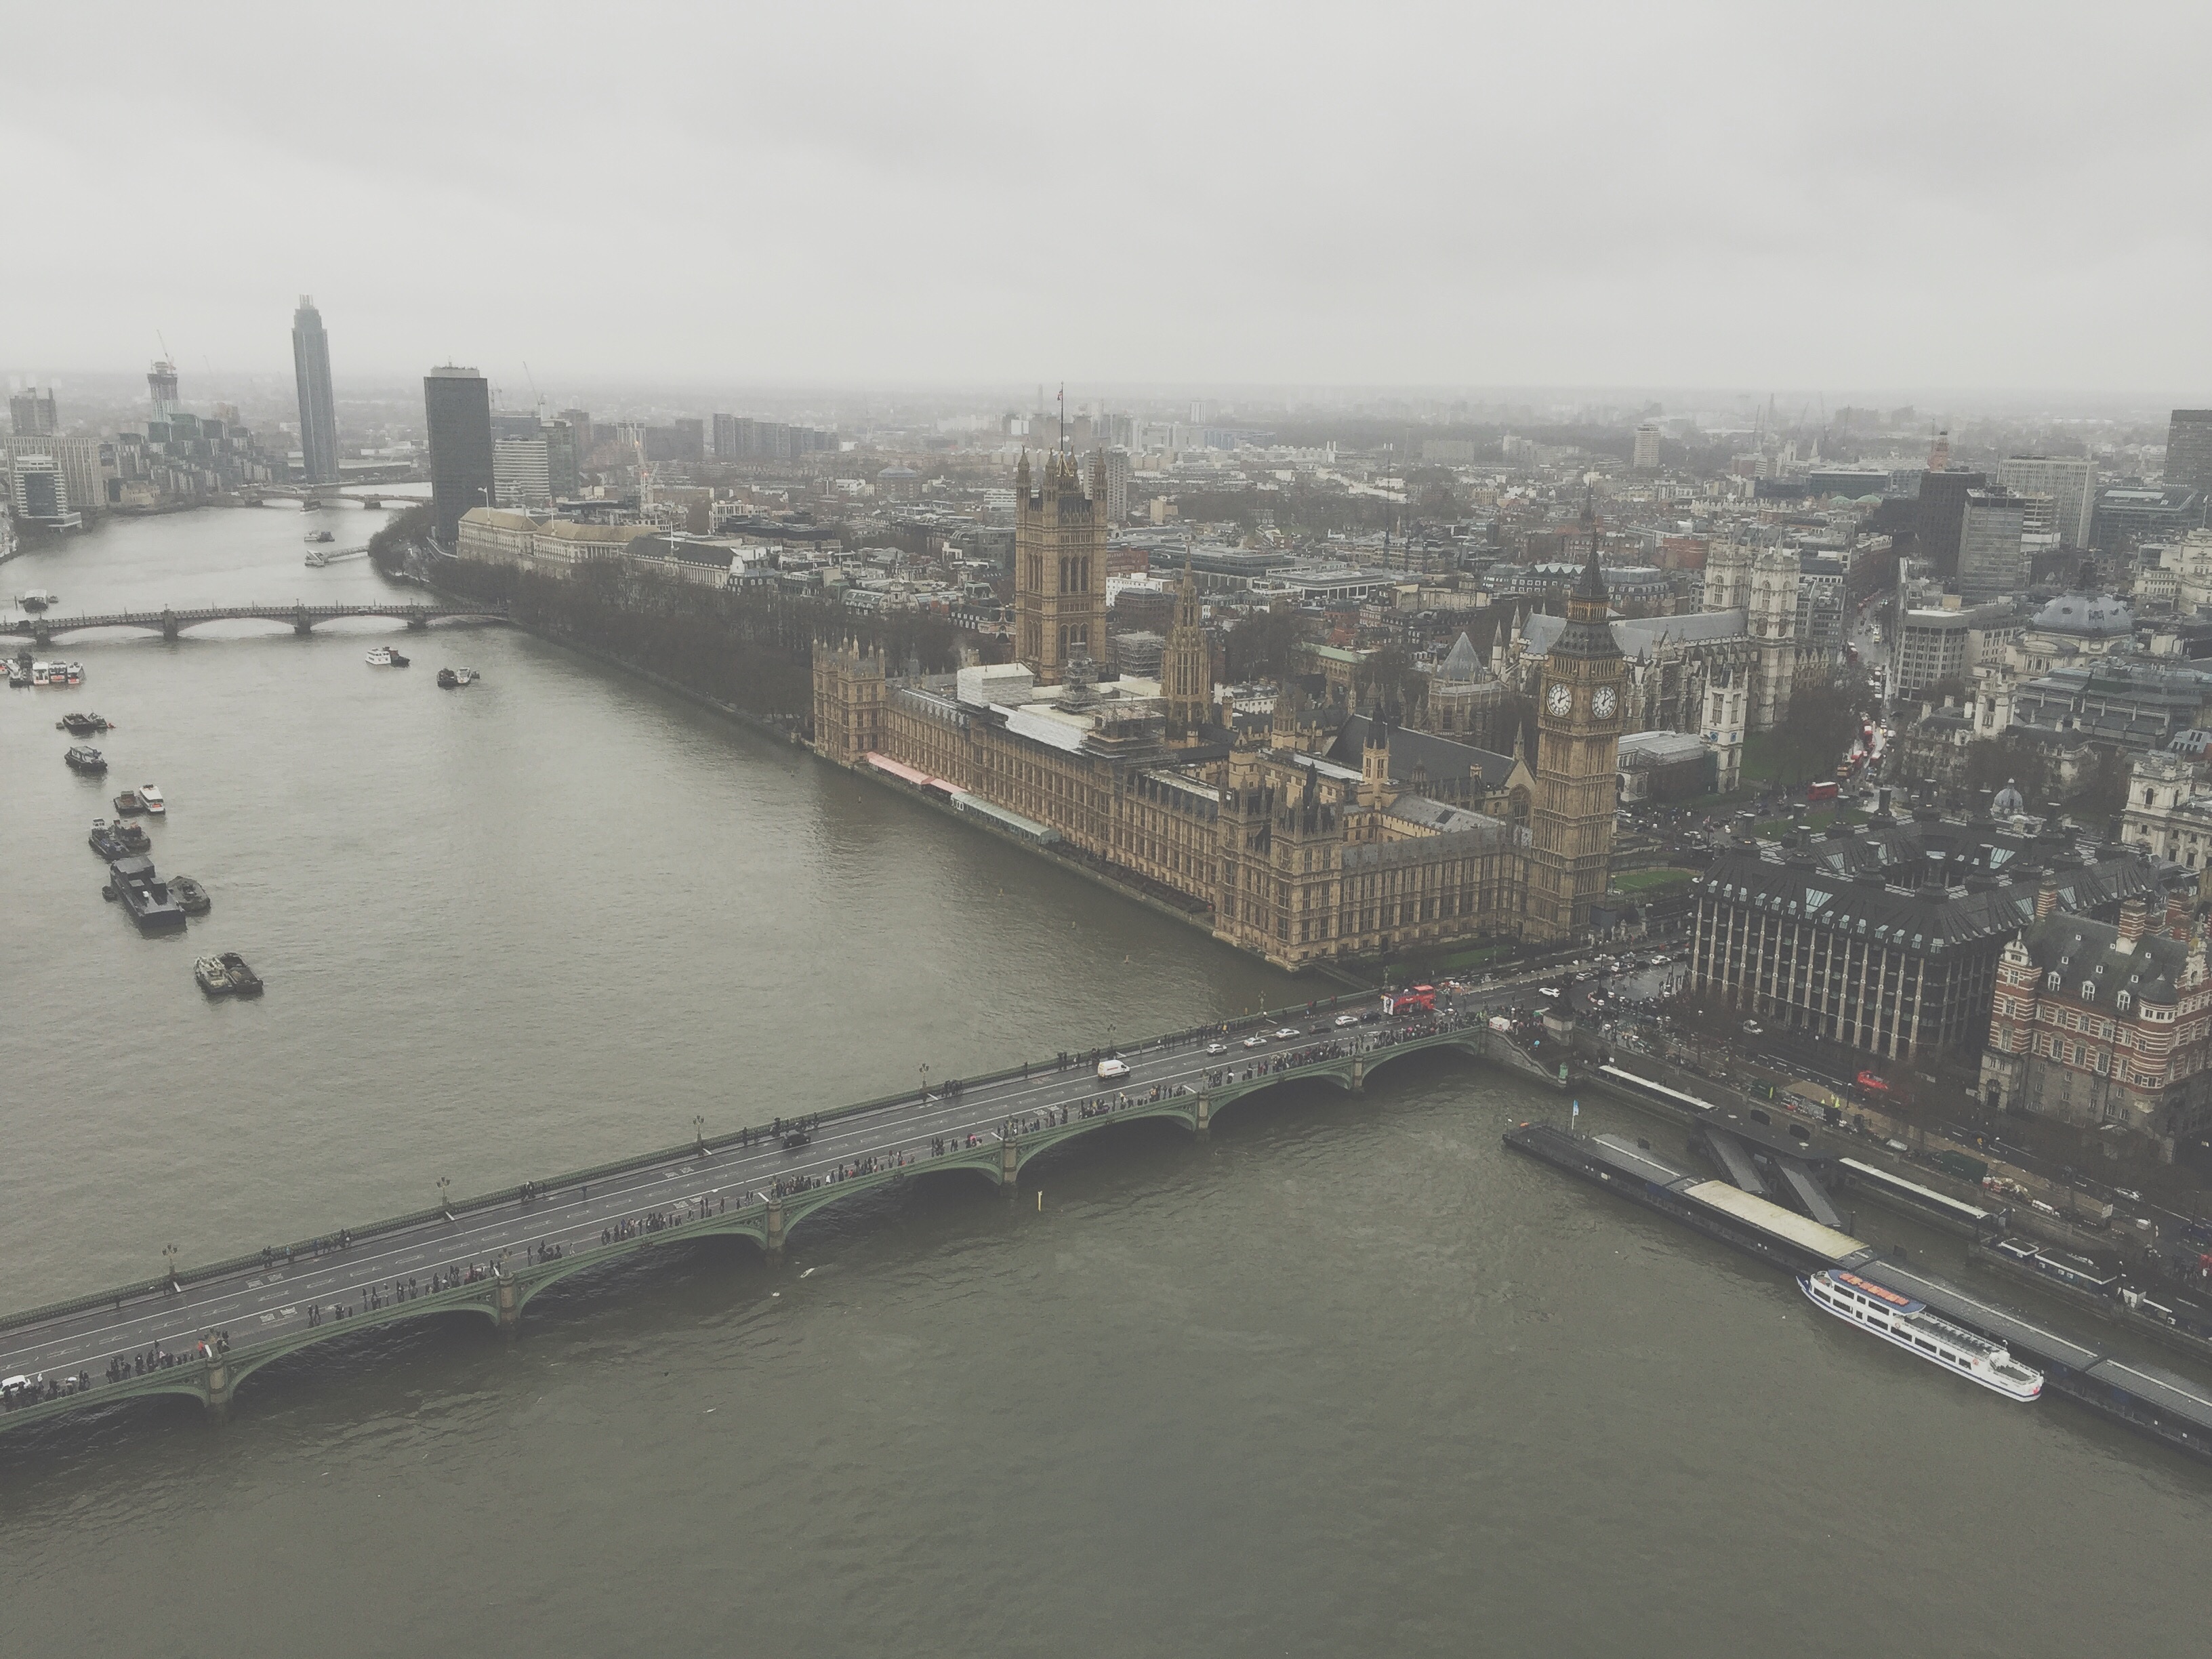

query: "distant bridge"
(2, 602), (510, 647)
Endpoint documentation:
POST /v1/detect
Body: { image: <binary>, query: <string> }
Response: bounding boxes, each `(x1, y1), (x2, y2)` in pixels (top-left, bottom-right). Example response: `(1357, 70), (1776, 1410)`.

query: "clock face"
(1593, 685), (1617, 720)
(1547, 682), (1573, 717)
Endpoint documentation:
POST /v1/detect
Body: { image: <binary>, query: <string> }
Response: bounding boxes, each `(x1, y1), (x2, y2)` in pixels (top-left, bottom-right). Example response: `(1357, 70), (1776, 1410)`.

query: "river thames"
(1, 505), (2204, 1657)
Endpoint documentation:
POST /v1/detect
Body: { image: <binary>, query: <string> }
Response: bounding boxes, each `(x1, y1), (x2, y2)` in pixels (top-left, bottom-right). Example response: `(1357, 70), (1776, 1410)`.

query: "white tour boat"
(1799, 1267), (2042, 1401)
(138, 782), (166, 815)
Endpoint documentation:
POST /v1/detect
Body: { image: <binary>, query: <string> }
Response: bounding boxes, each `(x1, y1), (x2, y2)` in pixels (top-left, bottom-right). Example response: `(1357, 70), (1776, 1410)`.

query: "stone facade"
(1978, 893), (2212, 1143)
(1691, 812), (2166, 1063)
(812, 554), (1629, 968)
(1012, 450), (1107, 684)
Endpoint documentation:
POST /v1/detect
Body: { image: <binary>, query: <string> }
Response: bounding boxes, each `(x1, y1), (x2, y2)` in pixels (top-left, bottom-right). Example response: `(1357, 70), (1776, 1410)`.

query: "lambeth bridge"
(2, 601), (510, 647)
(0, 991), (1563, 1437)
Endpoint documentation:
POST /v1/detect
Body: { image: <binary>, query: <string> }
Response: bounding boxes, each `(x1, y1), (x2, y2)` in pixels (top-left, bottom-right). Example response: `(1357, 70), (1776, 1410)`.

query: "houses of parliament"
(812, 448), (1624, 968)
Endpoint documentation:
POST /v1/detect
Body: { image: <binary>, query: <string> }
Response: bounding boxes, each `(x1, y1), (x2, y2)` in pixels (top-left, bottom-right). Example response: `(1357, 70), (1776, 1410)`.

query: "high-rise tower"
(1013, 449), (1107, 682)
(8, 384), (58, 436)
(290, 296), (340, 485)
(2166, 410), (2212, 499)
(147, 360), (181, 419)
(1524, 548), (1625, 941)
(424, 365), (494, 545)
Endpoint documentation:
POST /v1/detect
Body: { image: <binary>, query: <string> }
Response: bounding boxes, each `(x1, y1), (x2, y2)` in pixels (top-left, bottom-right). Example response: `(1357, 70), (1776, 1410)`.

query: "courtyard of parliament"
(812, 449), (1627, 970)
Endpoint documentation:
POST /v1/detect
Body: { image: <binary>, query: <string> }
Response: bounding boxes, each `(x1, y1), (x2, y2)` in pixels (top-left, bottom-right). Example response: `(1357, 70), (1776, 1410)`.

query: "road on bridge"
(0, 954), (1616, 1426)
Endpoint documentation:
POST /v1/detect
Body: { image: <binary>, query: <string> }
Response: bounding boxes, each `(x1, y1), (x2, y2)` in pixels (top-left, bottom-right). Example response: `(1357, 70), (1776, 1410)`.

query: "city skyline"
(4, 3), (2211, 392)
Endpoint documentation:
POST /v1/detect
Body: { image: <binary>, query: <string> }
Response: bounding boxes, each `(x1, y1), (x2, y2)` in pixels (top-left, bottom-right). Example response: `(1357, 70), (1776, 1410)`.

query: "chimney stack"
(2118, 895), (2149, 949)
(2169, 886), (2196, 939)
(2035, 876), (2060, 920)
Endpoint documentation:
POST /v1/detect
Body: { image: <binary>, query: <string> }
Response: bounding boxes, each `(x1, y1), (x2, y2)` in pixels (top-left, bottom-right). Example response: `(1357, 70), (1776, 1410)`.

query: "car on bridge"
(1273, 1027), (1302, 1039)
(1335, 1014), (1359, 1027)
(1205, 1041), (1229, 1055)
(1242, 1035), (1268, 1049)
(1097, 1058), (1130, 1079)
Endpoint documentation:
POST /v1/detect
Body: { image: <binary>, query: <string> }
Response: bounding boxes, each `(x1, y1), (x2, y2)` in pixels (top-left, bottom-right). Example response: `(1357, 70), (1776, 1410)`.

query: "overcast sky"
(5, 1), (2207, 400)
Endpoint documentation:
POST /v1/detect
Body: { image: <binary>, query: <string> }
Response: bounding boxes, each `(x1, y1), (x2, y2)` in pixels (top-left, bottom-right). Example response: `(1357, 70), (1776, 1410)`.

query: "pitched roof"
(1328, 714), (1517, 790)
(1694, 818), (2165, 958)
(1521, 607), (1745, 661)
(1437, 632), (1486, 682)
(2022, 913), (2188, 1004)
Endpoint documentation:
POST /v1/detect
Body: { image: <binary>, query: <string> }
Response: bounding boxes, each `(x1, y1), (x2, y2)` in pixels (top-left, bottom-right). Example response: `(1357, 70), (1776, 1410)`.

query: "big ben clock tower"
(1525, 542), (1625, 941)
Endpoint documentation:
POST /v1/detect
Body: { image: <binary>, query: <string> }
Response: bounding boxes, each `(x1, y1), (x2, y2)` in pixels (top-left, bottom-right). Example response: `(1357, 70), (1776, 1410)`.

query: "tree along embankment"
(426, 553), (958, 727)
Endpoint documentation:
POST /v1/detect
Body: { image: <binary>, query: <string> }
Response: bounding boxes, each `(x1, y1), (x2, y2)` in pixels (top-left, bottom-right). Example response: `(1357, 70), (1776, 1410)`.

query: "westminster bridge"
(0, 989), (1565, 1437)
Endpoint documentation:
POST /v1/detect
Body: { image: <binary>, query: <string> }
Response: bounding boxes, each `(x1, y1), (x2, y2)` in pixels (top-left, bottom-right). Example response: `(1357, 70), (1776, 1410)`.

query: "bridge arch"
(775, 1154), (1007, 1246)
(1205, 1065), (1359, 1128)
(512, 1220), (772, 1313)
(223, 1300), (504, 1394)
(1354, 1037), (1485, 1088)
(1004, 1100), (1200, 1178)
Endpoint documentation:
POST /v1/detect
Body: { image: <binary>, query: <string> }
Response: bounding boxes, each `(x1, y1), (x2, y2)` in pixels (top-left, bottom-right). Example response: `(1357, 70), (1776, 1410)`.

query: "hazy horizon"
(5, 1), (2209, 399)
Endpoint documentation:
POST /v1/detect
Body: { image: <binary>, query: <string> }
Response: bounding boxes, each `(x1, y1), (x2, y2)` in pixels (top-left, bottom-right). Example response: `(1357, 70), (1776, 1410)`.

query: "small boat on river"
(112, 789), (144, 815)
(219, 951), (264, 996)
(88, 820), (129, 860)
(171, 876), (210, 915)
(193, 956), (234, 996)
(59, 712), (108, 735)
(138, 783), (166, 815)
(64, 745), (107, 775)
(106, 856), (187, 935)
(366, 646), (411, 668)
(305, 529), (335, 544)
(16, 590), (56, 612)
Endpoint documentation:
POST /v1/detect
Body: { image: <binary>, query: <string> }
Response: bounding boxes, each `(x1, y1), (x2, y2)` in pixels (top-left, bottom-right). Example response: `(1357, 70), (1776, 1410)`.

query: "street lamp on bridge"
(918, 1063), (930, 1101)
(694, 1115), (708, 1157)
(437, 1176), (452, 1221)
(161, 1243), (180, 1293)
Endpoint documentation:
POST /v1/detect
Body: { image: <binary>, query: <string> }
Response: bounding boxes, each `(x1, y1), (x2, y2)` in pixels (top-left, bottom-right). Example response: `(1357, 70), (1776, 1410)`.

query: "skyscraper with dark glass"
(424, 365), (493, 545)
(2165, 409), (2212, 499)
(291, 297), (340, 485)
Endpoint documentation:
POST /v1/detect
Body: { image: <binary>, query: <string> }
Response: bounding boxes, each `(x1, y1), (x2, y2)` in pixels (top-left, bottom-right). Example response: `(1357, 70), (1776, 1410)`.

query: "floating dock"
(1506, 1120), (2212, 1466)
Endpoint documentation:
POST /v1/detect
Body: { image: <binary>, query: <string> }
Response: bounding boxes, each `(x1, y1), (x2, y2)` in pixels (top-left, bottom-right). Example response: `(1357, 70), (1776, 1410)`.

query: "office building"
(288, 296), (340, 485)
(147, 360), (181, 419)
(1995, 455), (2095, 549)
(1633, 423), (1660, 471)
(1957, 488), (2028, 602)
(424, 366), (494, 545)
(4, 433), (107, 523)
(2165, 409), (2212, 497)
(2093, 485), (2203, 554)
(1103, 446), (1131, 523)
(1893, 602), (2020, 696)
(493, 435), (553, 511)
(9, 386), (58, 436)
(1914, 470), (1984, 583)
(1692, 815), (2164, 1064)
(544, 419), (579, 499)
(1980, 892), (2212, 1140)
(6, 453), (77, 527)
